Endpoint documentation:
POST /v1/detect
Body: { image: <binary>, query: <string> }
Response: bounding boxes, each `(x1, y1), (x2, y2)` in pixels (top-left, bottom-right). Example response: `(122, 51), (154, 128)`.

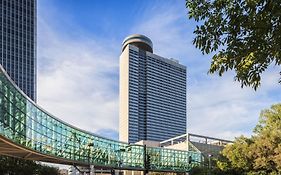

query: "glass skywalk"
(0, 66), (201, 172)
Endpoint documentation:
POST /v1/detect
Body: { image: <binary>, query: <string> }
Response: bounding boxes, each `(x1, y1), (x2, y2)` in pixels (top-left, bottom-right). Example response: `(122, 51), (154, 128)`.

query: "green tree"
(189, 155), (242, 175)
(186, 0), (281, 90)
(221, 104), (281, 174)
(0, 155), (59, 175)
(250, 104), (281, 173)
(221, 136), (254, 174)
(37, 164), (59, 175)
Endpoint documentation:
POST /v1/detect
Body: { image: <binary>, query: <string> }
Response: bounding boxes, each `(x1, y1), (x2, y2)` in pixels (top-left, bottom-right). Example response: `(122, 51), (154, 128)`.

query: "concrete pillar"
(90, 165), (95, 175)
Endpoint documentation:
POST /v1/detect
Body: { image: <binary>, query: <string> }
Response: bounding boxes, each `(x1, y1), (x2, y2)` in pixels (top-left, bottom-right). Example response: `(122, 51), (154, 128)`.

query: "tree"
(189, 155), (242, 175)
(0, 155), (59, 175)
(220, 136), (254, 174)
(221, 104), (281, 174)
(37, 164), (60, 175)
(186, 0), (281, 90)
(250, 104), (281, 173)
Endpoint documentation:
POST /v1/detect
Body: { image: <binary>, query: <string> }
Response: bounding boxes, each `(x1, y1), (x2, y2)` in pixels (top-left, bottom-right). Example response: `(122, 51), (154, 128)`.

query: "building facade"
(119, 34), (187, 143)
(0, 0), (37, 101)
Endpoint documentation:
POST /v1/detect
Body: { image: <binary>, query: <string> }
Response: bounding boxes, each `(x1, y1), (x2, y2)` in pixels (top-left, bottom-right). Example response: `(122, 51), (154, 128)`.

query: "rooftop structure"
(160, 133), (233, 158)
(122, 34), (153, 53)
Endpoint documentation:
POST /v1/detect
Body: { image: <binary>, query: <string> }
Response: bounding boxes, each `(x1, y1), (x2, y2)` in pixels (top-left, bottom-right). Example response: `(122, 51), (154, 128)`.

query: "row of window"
(129, 100), (186, 115)
(128, 72), (186, 87)
(0, 13), (35, 19)
(129, 49), (186, 71)
(1, 54), (35, 60)
(0, 34), (34, 41)
(128, 64), (186, 84)
(146, 117), (186, 129)
(129, 57), (186, 76)
(147, 56), (185, 71)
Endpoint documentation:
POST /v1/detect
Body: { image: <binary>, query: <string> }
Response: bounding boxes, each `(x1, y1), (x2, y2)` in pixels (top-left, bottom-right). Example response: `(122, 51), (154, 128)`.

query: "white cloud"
(37, 17), (119, 134)
(188, 71), (280, 140)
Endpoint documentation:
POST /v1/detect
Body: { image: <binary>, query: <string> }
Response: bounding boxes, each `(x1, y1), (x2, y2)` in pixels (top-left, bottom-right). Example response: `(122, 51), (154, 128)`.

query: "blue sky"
(37, 0), (281, 141)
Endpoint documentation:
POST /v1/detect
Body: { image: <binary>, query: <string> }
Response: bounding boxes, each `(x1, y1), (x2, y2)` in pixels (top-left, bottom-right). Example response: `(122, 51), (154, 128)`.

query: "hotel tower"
(119, 34), (187, 143)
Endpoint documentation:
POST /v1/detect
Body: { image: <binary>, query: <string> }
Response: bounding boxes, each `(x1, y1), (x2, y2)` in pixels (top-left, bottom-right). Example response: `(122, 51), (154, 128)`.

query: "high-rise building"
(0, 0), (37, 101)
(119, 34), (187, 143)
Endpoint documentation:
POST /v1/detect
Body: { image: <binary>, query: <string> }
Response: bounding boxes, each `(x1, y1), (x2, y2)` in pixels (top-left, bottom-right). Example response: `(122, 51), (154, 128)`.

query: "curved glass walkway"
(0, 66), (201, 172)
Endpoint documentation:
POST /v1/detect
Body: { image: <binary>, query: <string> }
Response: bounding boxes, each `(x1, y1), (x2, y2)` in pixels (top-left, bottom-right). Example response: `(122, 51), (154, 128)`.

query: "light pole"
(208, 154), (212, 175)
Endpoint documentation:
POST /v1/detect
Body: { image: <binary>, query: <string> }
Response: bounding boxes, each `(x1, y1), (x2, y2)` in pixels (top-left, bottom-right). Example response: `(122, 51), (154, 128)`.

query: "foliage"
(222, 136), (254, 171)
(0, 155), (59, 175)
(221, 104), (281, 174)
(189, 156), (242, 175)
(189, 104), (281, 174)
(37, 164), (60, 175)
(189, 164), (225, 175)
(186, 0), (281, 90)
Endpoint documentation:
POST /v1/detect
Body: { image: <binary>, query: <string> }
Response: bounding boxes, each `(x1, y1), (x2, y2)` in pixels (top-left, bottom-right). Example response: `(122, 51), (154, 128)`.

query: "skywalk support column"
(90, 165), (95, 175)
(143, 145), (148, 175)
